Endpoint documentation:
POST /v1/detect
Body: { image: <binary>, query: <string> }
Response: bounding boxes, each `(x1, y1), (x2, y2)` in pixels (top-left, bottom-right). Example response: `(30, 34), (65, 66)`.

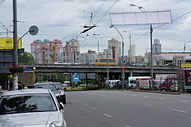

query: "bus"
(93, 58), (117, 65)
(128, 76), (152, 89)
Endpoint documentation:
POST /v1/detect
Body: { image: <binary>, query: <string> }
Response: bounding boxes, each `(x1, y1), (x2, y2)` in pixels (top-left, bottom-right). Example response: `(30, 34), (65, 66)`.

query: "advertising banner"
(0, 37), (22, 49)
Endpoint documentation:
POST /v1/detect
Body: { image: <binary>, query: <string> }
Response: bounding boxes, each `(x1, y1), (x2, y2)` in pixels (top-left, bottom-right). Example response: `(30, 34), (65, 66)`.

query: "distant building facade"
(31, 39), (63, 64)
(128, 44), (136, 57)
(108, 38), (121, 63)
(79, 50), (97, 64)
(153, 52), (191, 66)
(153, 39), (161, 53)
(63, 39), (80, 63)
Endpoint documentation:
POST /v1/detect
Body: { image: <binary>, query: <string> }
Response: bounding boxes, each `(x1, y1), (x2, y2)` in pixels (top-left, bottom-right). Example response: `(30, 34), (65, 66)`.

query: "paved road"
(64, 90), (191, 127)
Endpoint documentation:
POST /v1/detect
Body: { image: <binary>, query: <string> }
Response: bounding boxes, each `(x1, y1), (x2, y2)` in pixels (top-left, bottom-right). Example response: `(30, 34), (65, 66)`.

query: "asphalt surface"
(64, 90), (191, 127)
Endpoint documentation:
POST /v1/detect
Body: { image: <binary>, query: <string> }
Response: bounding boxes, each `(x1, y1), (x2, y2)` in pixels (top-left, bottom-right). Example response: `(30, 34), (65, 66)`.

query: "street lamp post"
(184, 41), (191, 53)
(130, 3), (154, 90)
(110, 26), (125, 90)
(183, 41), (191, 64)
(107, 50), (109, 82)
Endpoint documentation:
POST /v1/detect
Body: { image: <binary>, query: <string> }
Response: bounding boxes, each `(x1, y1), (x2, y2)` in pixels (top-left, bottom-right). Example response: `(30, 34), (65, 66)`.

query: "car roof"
(2, 89), (51, 96)
(35, 82), (61, 85)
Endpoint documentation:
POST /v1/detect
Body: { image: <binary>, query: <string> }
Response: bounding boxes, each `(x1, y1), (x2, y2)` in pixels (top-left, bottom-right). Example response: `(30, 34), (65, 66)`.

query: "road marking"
(104, 113), (112, 118)
(125, 126), (132, 127)
(172, 109), (188, 114)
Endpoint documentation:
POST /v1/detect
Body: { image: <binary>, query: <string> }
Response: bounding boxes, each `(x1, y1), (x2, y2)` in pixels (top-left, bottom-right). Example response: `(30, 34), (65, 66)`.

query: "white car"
(0, 89), (67, 127)
(34, 82), (66, 104)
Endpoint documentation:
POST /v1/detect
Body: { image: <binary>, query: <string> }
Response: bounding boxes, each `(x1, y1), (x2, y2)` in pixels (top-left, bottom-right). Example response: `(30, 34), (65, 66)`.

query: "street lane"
(64, 91), (191, 127)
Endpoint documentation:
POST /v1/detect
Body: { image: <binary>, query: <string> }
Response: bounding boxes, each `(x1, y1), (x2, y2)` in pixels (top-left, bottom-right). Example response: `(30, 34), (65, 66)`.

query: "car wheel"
(63, 95), (66, 104)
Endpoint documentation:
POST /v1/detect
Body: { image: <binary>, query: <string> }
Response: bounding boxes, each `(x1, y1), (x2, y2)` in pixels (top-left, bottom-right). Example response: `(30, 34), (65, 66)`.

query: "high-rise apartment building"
(31, 39), (63, 64)
(153, 39), (161, 53)
(128, 44), (136, 57)
(108, 38), (121, 63)
(63, 39), (80, 63)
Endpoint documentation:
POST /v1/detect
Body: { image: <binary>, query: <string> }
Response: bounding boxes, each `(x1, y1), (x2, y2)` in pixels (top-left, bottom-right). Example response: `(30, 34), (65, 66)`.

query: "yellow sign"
(0, 37), (22, 49)
(181, 63), (191, 68)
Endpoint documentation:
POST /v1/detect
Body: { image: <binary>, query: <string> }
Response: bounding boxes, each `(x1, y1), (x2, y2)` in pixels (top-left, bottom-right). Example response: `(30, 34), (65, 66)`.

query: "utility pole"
(107, 51), (109, 81)
(112, 26), (125, 90)
(97, 39), (99, 57)
(13, 0), (18, 90)
(150, 24), (154, 90)
(129, 34), (131, 65)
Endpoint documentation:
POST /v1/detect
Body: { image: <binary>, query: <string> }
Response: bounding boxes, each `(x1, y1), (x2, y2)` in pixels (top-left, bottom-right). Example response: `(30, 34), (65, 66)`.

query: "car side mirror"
(59, 102), (64, 110)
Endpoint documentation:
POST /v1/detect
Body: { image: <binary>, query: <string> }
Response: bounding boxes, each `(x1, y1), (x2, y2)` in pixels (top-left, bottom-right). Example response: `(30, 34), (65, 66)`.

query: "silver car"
(34, 82), (66, 104)
(0, 89), (67, 127)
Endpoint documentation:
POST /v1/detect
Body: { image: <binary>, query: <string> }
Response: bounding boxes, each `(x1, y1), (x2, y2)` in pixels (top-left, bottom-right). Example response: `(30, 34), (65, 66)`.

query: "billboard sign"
(181, 63), (191, 68)
(0, 37), (22, 49)
(110, 10), (172, 26)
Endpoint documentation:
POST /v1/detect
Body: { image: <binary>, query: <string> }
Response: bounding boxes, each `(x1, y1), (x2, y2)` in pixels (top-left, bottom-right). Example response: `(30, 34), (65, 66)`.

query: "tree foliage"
(18, 52), (35, 63)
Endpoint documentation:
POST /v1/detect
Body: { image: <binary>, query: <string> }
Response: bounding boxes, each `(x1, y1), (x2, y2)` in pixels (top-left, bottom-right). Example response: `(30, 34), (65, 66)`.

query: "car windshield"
(34, 84), (57, 91)
(0, 93), (57, 115)
(130, 80), (136, 84)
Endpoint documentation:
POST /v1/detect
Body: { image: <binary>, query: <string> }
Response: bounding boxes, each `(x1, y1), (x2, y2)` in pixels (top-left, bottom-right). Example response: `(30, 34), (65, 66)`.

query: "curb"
(128, 89), (181, 95)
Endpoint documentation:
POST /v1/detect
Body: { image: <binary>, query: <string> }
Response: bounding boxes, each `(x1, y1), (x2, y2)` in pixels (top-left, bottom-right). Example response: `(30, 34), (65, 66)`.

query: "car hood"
(0, 111), (60, 127)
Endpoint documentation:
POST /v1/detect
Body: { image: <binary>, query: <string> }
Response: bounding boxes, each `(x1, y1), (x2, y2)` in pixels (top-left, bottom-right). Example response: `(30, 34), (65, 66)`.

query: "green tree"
(18, 52), (35, 64)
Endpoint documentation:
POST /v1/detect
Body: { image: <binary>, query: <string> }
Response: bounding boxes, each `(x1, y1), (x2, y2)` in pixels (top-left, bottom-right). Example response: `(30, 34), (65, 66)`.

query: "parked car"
(0, 89), (67, 127)
(158, 77), (178, 92)
(34, 82), (66, 104)
(63, 81), (72, 91)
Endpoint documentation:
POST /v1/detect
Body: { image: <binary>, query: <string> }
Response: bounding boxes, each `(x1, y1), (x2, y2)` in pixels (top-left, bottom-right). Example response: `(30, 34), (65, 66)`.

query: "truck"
(177, 68), (191, 92)
(18, 71), (36, 88)
(157, 77), (178, 92)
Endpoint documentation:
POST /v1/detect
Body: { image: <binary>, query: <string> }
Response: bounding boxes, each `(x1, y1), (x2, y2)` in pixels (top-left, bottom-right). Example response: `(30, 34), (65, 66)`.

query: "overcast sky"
(0, 0), (191, 55)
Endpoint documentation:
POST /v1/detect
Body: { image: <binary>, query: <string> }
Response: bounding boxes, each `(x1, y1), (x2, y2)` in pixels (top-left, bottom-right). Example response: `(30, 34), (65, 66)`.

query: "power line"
(96, 0), (119, 23)
(0, 0), (6, 6)
(81, 0), (108, 34)
(131, 10), (191, 43)
(93, 0), (107, 18)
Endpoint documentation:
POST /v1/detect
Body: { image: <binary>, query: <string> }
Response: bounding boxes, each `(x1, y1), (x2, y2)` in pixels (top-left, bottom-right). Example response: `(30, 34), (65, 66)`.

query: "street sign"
(72, 73), (80, 82)
(121, 65), (125, 69)
(24, 67), (31, 71)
